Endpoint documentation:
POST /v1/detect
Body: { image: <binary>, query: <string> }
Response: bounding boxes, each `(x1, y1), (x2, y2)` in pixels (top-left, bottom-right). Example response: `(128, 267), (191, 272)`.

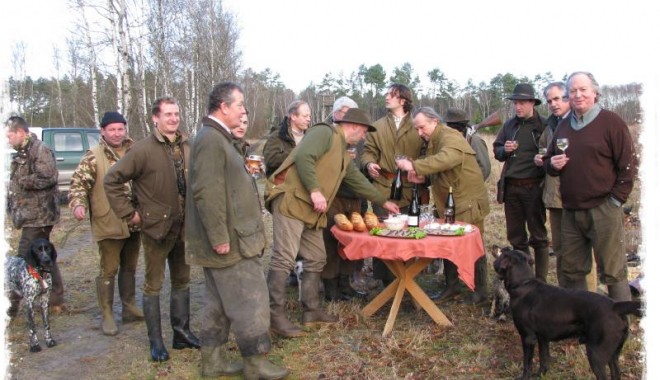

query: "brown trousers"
(98, 232), (141, 278)
(141, 233), (190, 296)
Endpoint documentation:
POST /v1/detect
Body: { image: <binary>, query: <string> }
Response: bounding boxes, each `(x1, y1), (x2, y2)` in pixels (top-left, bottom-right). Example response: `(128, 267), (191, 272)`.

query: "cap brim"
(507, 96), (542, 106)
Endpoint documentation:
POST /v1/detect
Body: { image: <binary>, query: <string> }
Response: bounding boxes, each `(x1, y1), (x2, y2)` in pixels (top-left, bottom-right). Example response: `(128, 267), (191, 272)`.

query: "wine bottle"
(390, 168), (403, 201)
(408, 184), (420, 227)
(444, 186), (455, 224)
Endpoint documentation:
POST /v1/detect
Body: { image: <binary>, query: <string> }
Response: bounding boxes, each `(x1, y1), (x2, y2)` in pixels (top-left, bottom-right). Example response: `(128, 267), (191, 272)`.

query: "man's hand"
(367, 162), (381, 179)
(534, 154), (544, 167)
(130, 211), (141, 226)
(73, 206), (86, 221)
(504, 140), (517, 153)
(310, 190), (328, 213)
(214, 243), (230, 255)
(382, 201), (400, 215)
(406, 170), (425, 183)
(395, 159), (413, 172)
(551, 154), (569, 170)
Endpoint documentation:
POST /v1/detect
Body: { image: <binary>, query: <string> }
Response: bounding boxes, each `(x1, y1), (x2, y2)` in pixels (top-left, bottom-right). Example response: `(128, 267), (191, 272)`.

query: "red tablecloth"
(331, 224), (485, 289)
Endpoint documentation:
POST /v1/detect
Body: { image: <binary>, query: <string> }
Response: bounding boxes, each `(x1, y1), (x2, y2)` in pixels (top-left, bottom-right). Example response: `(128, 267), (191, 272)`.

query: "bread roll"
(334, 213), (353, 231)
(351, 212), (367, 232)
(364, 211), (379, 230)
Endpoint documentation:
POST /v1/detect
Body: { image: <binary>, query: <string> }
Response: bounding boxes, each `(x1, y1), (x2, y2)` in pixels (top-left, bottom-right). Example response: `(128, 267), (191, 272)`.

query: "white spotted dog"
(294, 260), (304, 301)
(6, 238), (58, 352)
(489, 245), (511, 322)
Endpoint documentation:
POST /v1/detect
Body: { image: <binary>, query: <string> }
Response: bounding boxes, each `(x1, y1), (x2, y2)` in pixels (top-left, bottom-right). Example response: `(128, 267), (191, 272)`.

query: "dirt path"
(4, 207), (209, 379)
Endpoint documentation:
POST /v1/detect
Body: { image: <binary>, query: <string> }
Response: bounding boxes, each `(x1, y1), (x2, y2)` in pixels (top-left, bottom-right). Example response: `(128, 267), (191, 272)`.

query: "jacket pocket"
(139, 201), (174, 242)
(235, 219), (266, 259)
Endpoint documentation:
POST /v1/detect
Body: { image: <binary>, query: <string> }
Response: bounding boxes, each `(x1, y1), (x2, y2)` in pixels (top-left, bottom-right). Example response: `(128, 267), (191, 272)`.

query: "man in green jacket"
(362, 84), (424, 284)
(105, 97), (199, 362)
(265, 108), (400, 338)
(186, 82), (288, 379)
(396, 107), (491, 305)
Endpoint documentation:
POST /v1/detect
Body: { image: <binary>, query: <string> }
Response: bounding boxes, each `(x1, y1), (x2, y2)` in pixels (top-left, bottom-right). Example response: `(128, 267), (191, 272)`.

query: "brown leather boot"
(267, 270), (305, 338)
(301, 272), (338, 327)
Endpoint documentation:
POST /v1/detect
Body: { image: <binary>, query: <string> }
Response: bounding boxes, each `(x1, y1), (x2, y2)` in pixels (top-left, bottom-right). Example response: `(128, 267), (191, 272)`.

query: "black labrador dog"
(493, 249), (642, 380)
(6, 238), (58, 352)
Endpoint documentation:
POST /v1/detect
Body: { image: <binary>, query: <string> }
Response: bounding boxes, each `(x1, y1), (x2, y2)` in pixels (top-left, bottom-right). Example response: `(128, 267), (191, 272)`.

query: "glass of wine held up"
(556, 138), (569, 155)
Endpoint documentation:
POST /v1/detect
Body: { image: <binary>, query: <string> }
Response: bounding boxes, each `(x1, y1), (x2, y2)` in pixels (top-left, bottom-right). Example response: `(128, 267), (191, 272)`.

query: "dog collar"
(28, 265), (49, 290)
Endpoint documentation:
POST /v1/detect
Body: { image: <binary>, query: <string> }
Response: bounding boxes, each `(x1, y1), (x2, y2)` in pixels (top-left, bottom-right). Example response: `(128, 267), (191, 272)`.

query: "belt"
(507, 177), (542, 186)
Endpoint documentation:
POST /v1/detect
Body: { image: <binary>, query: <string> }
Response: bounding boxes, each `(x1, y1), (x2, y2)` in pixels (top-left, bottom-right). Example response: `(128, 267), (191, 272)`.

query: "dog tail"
(613, 300), (643, 318)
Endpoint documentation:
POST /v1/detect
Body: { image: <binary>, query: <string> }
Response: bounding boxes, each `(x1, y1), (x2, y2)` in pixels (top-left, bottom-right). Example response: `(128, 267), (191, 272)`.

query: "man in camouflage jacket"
(69, 111), (143, 336)
(5, 116), (64, 314)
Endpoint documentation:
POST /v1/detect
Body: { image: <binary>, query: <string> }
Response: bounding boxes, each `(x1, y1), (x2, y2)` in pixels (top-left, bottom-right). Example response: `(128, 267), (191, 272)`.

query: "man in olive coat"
(186, 82), (288, 379)
(396, 107), (490, 304)
(362, 84), (424, 284)
(265, 108), (400, 338)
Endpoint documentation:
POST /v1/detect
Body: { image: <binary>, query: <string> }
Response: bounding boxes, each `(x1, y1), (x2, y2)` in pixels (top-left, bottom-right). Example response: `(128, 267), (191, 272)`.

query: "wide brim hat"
(506, 83), (542, 106)
(443, 108), (470, 123)
(336, 108), (376, 132)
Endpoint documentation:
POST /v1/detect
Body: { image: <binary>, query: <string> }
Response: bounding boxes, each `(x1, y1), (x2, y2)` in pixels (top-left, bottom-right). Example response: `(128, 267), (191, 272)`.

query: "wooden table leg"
(362, 258), (453, 337)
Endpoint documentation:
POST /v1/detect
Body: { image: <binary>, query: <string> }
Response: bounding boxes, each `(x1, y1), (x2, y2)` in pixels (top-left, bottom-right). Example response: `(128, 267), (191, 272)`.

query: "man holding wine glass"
(546, 72), (638, 302)
(493, 83), (550, 282)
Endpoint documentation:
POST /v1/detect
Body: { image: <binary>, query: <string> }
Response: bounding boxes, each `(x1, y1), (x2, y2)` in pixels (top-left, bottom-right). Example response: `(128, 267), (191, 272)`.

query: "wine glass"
(246, 154), (264, 179)
(556, 138), (569, 154)
(511, 140), (519, 157)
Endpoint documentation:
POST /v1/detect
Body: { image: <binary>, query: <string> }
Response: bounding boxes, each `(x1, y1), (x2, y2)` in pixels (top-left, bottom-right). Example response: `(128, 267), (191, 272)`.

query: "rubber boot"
(170, 288), (201, 349)
(118, 271), (144, 322)
(201, 345), (243, 377)
(608, 280), (632, 302)
(533, 247), (550, 283)
(437, 259), (461, 302)
(301, 272), (338, 326)
(267, 270), (305, 338)
(96, 277), (118, 336)
(143, 295), (169, 361)
(464, 256), (489, 305)
(243, 354), (289, 380)
(323, 278), (340, 302)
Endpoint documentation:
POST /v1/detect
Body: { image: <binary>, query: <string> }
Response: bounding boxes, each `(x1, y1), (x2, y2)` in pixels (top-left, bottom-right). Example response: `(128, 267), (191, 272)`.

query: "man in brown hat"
(493, 83), (550, 282)
(443, 108), (490, 181)
(265, 108), (399, 338)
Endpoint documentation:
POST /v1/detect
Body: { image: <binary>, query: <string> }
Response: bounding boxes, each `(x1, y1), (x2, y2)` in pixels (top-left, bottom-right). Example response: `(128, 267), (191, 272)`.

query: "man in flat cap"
(493, 83), (550, 282)
(265, 108), (399, 338)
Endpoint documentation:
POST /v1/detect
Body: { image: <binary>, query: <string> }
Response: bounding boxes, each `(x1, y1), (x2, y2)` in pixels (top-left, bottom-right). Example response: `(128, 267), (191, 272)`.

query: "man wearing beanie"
(69, 111), (144, 336)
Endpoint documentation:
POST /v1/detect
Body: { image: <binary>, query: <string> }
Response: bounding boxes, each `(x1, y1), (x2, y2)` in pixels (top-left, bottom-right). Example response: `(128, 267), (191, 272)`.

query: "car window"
(53, 132), (84, 152)
(87, 132), (100, 147)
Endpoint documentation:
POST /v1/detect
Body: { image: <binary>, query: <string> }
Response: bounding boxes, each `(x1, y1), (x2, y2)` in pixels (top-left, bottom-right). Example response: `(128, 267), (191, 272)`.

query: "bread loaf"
(334, 213), (353, 231)
(350, 212), (367, 232)
(364, 211), (379, 230)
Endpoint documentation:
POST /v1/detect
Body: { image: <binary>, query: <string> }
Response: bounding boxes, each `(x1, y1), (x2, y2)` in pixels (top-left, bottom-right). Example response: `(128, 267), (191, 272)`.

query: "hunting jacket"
(262, 116), (297, 177)
(8, 133), (60, 229)
(361, 112), (424, 207)
(104, 128), (190, 242)
(413, 125), (490, 224)
(265, 123), (387, 229)
(185, 117), (267, 269)
(539, 115), (562, 209)
(69, 136), (137, 242)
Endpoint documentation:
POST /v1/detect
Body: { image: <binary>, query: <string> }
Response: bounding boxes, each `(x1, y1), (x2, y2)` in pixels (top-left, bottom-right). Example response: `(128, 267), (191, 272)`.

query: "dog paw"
(30, 344), (42, 353)
(46, 339), (57, 348)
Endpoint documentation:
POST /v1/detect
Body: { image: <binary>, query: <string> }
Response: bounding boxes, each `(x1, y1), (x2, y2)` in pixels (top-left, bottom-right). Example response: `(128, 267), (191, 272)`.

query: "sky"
(1, 0), (660, 376)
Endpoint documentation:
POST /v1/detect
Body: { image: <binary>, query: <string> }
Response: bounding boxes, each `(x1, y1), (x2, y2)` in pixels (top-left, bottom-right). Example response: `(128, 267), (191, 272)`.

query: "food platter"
(423, 223), (474, 236)
(369, 227), (427, 239)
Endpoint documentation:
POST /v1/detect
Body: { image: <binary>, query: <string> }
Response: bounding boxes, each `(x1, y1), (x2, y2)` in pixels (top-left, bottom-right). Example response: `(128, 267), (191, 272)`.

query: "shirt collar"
(570, 103), (602, 131)
(208, 115), (232, 135)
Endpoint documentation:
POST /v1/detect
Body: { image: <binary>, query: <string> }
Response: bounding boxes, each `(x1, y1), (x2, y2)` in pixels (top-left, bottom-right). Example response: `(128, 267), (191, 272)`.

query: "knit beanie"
(100, 111), (127, 128)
